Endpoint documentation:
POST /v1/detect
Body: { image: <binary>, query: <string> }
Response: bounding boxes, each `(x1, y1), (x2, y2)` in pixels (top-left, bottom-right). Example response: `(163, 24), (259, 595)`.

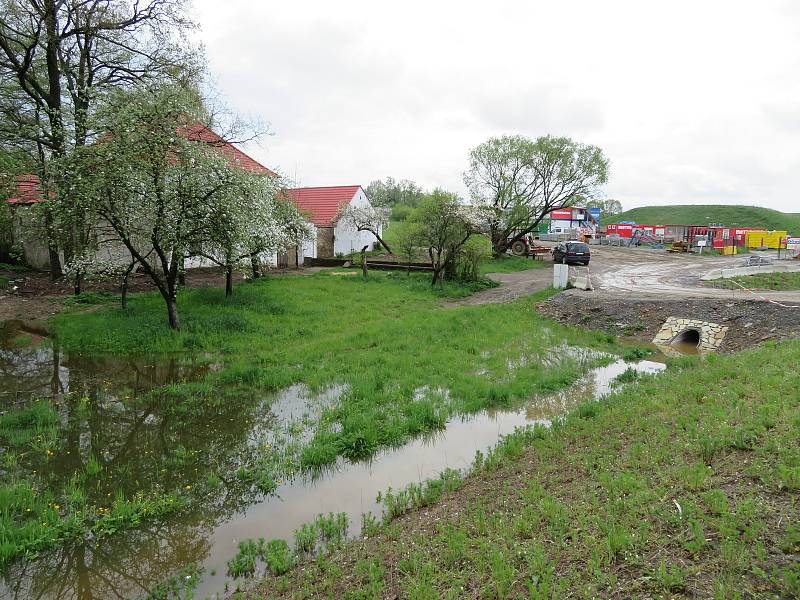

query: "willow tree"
(464, 135), (609, 256)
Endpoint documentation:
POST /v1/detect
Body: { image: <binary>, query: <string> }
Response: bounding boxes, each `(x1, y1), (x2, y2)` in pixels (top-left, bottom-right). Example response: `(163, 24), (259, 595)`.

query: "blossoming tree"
(70, 83), (306, 328)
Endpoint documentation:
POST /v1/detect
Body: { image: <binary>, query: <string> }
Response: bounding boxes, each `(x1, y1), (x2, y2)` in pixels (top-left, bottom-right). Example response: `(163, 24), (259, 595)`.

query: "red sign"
(550, 209), (573, 219)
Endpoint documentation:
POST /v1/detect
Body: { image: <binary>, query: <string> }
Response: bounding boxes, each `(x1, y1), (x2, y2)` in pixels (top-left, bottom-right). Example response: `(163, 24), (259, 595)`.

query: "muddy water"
(0, 320), (218, 403)
(0, 330), (665, 600)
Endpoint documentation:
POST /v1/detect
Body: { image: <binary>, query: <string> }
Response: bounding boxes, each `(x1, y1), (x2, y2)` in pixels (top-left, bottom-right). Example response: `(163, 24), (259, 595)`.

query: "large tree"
(68, 84), (272, 328)
(464, 135), (609, 256)
(0, 0), (197, 278)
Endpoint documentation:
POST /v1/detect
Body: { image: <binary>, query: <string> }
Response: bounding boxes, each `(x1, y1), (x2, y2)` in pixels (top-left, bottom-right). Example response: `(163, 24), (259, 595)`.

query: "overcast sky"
(193, 0), (800, 213)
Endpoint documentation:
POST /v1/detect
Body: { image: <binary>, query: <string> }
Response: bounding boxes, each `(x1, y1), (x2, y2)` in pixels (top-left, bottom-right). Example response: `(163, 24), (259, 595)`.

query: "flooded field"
(0, 320), (667, 599)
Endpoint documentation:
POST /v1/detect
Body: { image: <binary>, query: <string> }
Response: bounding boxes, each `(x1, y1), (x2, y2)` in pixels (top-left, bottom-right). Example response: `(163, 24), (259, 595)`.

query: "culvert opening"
(653, 318), (727, 355)
(671, 329), (701, 348)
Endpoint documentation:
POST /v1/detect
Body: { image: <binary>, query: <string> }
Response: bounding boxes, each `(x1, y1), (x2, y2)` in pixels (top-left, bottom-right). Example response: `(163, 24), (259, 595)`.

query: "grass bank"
(252, 341), (800, 599)
(481, 255), (549, 275)
(2, 271), (622, 565)
(708, 271), (800, 291)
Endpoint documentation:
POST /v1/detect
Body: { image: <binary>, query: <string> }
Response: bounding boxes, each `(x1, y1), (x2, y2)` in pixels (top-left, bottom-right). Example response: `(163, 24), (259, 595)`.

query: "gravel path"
(456, 245), (800, 307)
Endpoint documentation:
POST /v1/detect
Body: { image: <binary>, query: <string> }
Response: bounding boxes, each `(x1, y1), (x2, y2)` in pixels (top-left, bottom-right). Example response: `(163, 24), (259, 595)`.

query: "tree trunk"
(44, 0), (68, 275)
(44, 209), (62, 279)
(166, 295), (180, 330)
(225, 266), (233, 297)
(491, 235), (509, 258)
(374, 233), (392, 254)
(250, 255), (261, 279)
(431, 266), (445, 286)
(120, 270), (131, 309)
(361, 246), (368, 278)
(74, 271), (83, 295)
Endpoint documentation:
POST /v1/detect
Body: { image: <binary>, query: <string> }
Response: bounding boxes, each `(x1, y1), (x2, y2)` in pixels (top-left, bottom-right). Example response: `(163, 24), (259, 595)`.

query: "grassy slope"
(258, 342), (800, 599)
(613, 205), (800, 235)
(708, 271), (800, 291)
(2, 272), (622, 564)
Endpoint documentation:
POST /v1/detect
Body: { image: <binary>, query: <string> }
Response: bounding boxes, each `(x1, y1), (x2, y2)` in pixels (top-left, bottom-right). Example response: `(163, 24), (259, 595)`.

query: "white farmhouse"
(287, 186), (380, 261)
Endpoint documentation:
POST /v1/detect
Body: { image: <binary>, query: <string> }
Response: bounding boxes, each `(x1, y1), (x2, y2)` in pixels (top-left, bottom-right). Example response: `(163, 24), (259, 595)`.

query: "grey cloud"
(195, 0), (800, 213)
(471, 84), (604, 135)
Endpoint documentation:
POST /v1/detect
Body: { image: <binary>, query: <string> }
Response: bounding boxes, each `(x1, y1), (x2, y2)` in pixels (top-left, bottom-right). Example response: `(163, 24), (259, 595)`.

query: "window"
(566, 242), (590, 252)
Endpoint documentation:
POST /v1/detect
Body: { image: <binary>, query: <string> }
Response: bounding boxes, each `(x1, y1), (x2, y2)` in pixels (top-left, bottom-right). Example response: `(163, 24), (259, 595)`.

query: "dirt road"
(457, 244), (799, 350)
(590, 246), (800, 303)
(461, 245), (800, 306)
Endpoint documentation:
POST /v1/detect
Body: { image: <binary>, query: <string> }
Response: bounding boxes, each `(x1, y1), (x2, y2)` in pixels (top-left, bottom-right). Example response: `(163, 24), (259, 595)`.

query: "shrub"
(456, 235), (492, 282)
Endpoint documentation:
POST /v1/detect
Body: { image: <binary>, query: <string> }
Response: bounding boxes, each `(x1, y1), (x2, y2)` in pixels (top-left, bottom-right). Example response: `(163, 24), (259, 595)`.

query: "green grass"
(62, 291), (118, 306)
(0, 274), (9, 288)
(227, 538), (295, 578)
(0, 262), (28, 272)
(612, 204), (800, 234)
(708, 271), (800, 291)
(1, 271), (622, 566)
(480, 255), (549, 274)
(262, 340), (800, 598)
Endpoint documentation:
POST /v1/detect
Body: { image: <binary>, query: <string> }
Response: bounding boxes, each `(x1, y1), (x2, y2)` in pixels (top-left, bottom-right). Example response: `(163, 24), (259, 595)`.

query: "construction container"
(745, 230), (788, 249)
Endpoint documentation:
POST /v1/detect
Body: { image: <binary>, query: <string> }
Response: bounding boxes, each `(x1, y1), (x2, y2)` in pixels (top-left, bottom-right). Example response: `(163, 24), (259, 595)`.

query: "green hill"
(610, 205), (800, 235)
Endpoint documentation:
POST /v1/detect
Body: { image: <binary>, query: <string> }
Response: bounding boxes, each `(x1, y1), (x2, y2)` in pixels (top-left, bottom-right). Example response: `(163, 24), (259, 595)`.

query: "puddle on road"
(0, 330), (666, 600)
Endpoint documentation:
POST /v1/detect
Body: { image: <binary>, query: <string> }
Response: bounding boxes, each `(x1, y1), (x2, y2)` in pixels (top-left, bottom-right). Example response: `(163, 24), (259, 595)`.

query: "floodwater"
(0, 321), (667, 600)
(651, 340), (701, 357)
(0, 319), (219, 403)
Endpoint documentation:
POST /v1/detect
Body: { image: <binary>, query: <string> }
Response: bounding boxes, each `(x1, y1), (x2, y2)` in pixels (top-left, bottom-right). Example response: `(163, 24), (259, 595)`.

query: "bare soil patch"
(538, 291), (800, 351)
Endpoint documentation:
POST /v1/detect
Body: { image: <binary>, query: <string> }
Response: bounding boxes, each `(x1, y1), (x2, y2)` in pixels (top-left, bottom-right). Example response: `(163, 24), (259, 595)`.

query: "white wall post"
(553, 264), (569, 289)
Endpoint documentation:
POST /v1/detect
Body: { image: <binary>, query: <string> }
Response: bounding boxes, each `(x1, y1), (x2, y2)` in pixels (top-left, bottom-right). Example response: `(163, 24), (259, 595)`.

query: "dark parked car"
(552, 241), (591, 265)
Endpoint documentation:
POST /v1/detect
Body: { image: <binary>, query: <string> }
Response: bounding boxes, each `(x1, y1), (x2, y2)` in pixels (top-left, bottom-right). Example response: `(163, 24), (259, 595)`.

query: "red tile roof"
(5, 125), (276, 206)
(286, 186), (362, 227)
(5, 174), (47, 204)
(179, 124), (277, 176)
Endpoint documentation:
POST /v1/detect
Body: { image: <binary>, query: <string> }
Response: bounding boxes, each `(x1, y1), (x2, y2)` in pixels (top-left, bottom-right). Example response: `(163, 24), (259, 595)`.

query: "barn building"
(287, 185), (381, 261)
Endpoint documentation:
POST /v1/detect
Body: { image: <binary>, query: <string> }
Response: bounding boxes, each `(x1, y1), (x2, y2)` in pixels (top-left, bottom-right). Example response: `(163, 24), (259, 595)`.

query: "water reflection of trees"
(1, 345), (277, 600)
(4, 519), (211, 600)
(0, 344), (66, 401)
